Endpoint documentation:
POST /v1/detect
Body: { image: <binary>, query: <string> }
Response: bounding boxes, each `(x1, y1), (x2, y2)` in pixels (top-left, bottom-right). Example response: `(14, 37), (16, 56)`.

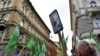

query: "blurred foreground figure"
(77, 39), (97, 56)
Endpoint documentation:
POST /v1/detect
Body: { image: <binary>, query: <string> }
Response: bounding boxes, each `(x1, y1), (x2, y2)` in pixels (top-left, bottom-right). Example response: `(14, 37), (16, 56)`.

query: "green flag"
(58, 42), (62, 50)
(26, 35), (34, 50)
(65, 35), (69, 50)
(89, 32), (100, 52)
(59, 50), (63, 56)
(96, 43), (100, 52)
(4, 24), (20, 54)
(25, 35), (36, 56)
(89, 32), (95, 41)
(36, 38), (42, 55)
(62, 31), (67, 50)
(58, 42), (63, 56)
(42, 40), (48, 53)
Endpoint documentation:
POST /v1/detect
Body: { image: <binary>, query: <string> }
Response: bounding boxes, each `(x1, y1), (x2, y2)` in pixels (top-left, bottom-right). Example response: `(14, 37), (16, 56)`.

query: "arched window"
(1, 14), (7, 20)
(2, 1), (11, 8)
(90, 1), (97, 7)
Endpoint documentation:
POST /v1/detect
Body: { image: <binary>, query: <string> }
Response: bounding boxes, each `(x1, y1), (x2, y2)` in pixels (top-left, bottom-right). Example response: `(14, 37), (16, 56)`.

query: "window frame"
(93, 17), (100, 28)
(90, 1), (97, 7)
(1, 14), (7, 20)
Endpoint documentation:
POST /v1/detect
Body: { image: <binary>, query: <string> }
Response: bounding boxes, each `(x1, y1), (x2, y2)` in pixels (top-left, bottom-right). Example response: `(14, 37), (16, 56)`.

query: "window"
(29, 26), (32, 33)
(0, 28), (4, 38)
(7, 1), (11, 7)
(2, 1), (11, 8)
(90, 1), (97, 7)
(0, 31), (3, 38)
(3, 2), (7, 8)
(1, 14), (7, 20)
(19, 19), (24, 26)
(93, 18), (100, 28)
(22, 6), (27, 14)
(19, 35), (23, 43)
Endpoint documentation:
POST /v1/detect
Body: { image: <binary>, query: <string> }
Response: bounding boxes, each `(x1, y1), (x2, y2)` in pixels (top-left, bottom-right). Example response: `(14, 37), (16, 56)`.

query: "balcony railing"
(93, 28), (100, 35)
(80, 32), (90, 39)
(80, 28), (100, 39)
(0, 7), (16, 12)
(87, 6), (100, 12)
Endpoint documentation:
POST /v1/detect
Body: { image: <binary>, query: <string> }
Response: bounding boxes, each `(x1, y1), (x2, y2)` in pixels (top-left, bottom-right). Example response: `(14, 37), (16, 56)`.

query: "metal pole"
(58, 32), (67, 56)
(18, 46), (25, 56)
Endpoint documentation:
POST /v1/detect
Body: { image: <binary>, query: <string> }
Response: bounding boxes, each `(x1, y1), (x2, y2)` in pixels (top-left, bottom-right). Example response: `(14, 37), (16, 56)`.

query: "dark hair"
(78, 41), (96, 56)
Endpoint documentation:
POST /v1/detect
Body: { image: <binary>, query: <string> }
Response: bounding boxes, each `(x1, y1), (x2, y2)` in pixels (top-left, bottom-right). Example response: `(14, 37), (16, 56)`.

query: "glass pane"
(1, 14), (7, 20)
(0, 31), (3, 38)
(93, 18), (100, 28)
(7, 1), (11, 7)
(90, 1), (96, 7)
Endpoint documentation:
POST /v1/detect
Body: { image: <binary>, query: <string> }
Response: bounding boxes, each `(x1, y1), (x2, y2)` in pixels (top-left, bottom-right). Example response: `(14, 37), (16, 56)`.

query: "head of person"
(77, 39), (96, 56)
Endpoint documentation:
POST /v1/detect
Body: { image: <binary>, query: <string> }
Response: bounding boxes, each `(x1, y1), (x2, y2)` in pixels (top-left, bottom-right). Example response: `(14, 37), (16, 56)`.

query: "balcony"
(80, 32), (90, 39)
(93, 28), (100, 35)
(80, 28), (100, 39)
(0, 7), (16, 12)
(87, 6), (100, 12)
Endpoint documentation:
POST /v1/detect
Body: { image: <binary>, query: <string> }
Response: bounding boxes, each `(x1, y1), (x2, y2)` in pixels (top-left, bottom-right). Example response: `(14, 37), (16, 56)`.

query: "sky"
(30, 0), (72, 55)
(30, 0), (71, 41)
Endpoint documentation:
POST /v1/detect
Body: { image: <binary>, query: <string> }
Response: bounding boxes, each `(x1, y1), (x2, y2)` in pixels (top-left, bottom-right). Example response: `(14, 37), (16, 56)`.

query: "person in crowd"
(77, 39), (97, 56)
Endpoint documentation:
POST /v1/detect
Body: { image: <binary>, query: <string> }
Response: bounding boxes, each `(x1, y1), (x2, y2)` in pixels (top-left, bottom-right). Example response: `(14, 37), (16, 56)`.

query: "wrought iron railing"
(87, 6), (100, 12)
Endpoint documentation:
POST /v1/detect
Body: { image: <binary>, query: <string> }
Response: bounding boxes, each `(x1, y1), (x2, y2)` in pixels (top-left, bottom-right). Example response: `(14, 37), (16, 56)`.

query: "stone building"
(69, 0), (77, 56)
(0, 0), (53, 56)
(70, 0), (100, 55)
(75, 0), (100, 40)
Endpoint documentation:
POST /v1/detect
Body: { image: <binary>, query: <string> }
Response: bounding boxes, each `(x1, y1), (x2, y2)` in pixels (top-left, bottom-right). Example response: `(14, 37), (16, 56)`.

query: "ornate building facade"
(70, 0), (100, 55)
(69, 0), (76, 56)
(75, 0), (100, 40)
(0, 0), (58, 56)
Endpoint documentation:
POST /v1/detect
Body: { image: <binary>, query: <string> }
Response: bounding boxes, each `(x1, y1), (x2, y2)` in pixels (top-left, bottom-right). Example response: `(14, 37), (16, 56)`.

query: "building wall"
(0, 0), (51, 55)
(75, 0), (100, 39)
(69, 0), (77, 56)
(70, 0), (100, 55)
(49, 41), (58, 56)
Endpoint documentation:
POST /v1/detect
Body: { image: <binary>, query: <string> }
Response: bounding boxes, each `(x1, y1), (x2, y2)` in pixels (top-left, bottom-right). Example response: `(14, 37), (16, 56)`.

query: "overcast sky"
(30, 0), (72, 55)
(30, 0), (71, 41)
